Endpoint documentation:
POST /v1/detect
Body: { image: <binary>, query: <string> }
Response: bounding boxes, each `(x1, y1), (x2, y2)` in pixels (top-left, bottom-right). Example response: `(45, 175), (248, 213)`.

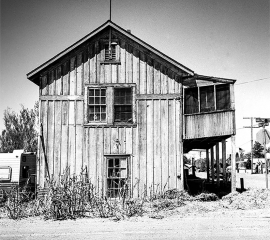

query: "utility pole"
(243, 117), (260, 173)
(256, 118), (270, 189)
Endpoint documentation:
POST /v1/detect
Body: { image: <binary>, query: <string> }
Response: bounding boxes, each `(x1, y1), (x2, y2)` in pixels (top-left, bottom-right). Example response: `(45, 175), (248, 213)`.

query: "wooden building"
(27, 21), (236, 197)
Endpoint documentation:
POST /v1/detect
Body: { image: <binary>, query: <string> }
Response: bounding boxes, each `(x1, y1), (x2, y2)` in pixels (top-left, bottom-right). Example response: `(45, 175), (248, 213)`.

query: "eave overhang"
(183, 74), (236, 88)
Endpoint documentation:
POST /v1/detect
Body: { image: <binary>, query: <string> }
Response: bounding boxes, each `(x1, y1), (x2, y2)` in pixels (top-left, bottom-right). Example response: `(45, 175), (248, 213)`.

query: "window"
(86, 85), (135, 125)
(184, 88), (199, 114)
(184, 83), (231, 114)
(0, 167), (12, 181)
(22, 166), (29, 178)
(88, 88), (106, 122)
(105, 44), (116, 61)
(114, 88), (133, 123)
(107, 157), (129, 198)
(216, 84), (230, 110)
(200, 86), (215, 112)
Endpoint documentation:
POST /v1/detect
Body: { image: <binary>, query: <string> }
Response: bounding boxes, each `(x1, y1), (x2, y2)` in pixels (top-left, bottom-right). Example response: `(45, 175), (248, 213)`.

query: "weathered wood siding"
(184, 110), (235, 139)
(38, 30), (184, 195)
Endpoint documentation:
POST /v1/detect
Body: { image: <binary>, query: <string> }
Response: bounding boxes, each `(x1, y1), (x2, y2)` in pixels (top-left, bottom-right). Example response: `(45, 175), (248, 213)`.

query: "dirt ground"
(1, 172), (270, 240)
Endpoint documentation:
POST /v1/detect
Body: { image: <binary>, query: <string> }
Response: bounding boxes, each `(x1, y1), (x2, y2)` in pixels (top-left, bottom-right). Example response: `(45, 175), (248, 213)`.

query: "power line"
(235, 77), (270, 85)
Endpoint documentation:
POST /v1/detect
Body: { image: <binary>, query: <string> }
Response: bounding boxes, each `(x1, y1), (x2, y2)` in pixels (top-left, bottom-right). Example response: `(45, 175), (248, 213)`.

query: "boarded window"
(200, 86), (215, 112)
(216, 84), (230, 110)
(184, 88), (199, 114)
(107, 157), (128, 198)
(114, 88), (133, 123)
(105, 44), (116, 61)
(88, 88), (106, 122)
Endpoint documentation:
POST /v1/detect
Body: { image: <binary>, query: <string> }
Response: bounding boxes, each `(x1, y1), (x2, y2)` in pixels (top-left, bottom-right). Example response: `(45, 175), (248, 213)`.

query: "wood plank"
(132, 126), (139, 197)
(96, 41), (102, 84)
(96, 128), (104, 194)
(40, 95), (84, 101)
(126, 44), (133, 83)
(54, 101), (62, 181)
(39, 101), (47, 187)
(153, 100), (161, 194)
(47, 101), (54, 178)
(125, 127), (133, 196)
(83, 46), (90, 85)
(161, 100), (169, 191)
(90, 44), (97, 83)
(146, 100), (154, 196)
(103, 127), (111, 155)
(168, 72), (175, 94)
(136, 94), (180, 100)
(111, 63), (118, 83)
(168, 100), (176, 189)
(69, 57), (76, 95)
(139, 52), (147, 94)
(160, 65), (168, 94)
(68, 101), (76, 175)
(118, 127), (125, 153)
(55, 66), (62, 95)
(77, 52), (83, 95)
(154, 61), (161, 94)
(138, 100), (147, 196)
(110, 127), (119, 154)
(175, 98), (181, 189)
(48, 70), (55, 95)
(89, 128), (97, 185)
(133, 48), (140, 91)
(84, 128), (89, 177)
(120, 40), (126, 83)
(62, 61), (70, 95)
(60, 101), (69, 174)
(75, 101), (84, 175)
(146, 57), (154, 94)
(99, 45), (105, 84)
(41, 74), (48, 96)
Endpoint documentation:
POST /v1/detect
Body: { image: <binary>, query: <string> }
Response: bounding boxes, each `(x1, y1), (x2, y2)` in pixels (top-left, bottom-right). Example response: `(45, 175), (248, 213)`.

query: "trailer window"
(0, 167), (12, 181)
(22, 166), (29, 178)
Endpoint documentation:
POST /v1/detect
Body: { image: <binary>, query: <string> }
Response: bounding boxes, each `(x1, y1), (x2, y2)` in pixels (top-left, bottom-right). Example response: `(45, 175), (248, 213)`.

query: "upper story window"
(114, 88), (133, 123)
(184, 83), (231, 114)
(86, 84), (135, 125)
(88, 88), (106, 122)
(200, 86), (215, 112)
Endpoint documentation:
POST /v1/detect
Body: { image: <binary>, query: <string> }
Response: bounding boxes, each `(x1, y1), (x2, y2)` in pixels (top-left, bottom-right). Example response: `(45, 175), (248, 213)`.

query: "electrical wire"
(235, 77), (270, 85)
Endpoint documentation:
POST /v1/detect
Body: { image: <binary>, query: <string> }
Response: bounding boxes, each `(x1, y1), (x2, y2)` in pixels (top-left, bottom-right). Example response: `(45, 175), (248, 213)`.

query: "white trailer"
(0, 150), (36, 197)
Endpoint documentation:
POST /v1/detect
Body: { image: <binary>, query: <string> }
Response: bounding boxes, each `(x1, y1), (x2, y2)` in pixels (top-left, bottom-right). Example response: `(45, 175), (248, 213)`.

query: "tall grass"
(2, 167), (211, 220)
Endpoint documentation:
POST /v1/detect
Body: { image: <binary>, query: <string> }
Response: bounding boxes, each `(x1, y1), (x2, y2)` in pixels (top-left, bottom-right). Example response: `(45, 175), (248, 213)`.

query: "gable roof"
(27, 20), (194, 85)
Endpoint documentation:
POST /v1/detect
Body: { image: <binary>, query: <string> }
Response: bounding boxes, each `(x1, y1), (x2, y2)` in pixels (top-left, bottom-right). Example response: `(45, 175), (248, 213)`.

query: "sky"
(1, 0), (270, 155)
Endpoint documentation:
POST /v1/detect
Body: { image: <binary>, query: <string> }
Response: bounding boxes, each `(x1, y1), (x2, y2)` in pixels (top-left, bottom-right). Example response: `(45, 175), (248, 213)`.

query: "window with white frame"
(86, 85), (135, 125)
(88, 88), (107, 122)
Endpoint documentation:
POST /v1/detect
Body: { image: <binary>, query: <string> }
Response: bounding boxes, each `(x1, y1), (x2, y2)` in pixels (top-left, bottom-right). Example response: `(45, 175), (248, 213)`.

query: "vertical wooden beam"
(222, 140), (226, 183)
(179, 84), (184, 191)
(231, 135), (236, 191)
(206, 148), (210, 182)
(216, 142), (220, 187)
(211, 147), (215, 184)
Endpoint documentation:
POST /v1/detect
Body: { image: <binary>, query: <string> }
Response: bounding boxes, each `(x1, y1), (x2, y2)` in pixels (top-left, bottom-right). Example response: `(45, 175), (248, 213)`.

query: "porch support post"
(206, 148), (210, 182)
(231, 135), (236, 191)
(222, 140), (227, 183)
(211, 147), (215, 184)
(216, 143), (220, 187)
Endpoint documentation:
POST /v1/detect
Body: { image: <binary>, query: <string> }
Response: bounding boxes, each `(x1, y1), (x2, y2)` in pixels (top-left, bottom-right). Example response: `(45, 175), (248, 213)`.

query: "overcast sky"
(1, 0), (269, 153)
